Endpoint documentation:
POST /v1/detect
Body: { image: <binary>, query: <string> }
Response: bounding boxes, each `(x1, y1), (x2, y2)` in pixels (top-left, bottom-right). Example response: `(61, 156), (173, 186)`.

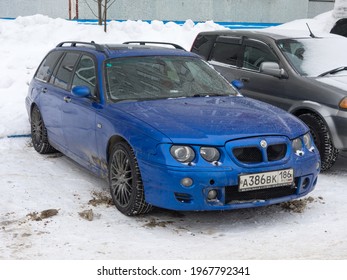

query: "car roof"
(54, 41), (198, 59)
(196, 29), (326, 41)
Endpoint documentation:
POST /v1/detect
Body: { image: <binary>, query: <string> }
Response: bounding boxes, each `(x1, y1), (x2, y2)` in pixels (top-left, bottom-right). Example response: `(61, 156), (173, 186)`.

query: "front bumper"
(139, 152), (320, 211)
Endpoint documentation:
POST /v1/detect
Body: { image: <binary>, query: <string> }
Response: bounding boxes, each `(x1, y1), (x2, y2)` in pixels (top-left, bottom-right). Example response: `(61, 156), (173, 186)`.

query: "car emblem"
(260, 140), (267, 148)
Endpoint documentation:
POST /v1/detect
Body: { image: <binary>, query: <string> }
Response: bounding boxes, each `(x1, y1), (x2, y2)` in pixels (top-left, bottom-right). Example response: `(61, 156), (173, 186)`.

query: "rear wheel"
(298, 113), (339, 171)
(30, 106), (56, 154)
(108, 142), (152, 216)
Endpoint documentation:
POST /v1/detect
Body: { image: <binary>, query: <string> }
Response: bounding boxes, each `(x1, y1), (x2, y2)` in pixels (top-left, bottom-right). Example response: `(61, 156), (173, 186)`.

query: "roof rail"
(123, 41), (186, 50)
(56, 41), (105, 52)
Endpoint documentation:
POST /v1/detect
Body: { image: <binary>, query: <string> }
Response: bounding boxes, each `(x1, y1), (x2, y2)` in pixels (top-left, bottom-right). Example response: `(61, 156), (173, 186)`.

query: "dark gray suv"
(191, 29), (347, 171)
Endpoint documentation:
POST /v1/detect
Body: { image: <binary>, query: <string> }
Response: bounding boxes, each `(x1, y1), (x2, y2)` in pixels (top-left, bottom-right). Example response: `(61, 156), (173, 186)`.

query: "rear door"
(46, 52), (81, 149)
(32, 50), (66, 147)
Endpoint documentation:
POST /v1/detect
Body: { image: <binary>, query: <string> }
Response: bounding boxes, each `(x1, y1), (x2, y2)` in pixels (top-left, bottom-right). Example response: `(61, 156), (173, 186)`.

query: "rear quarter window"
(35, 51), (63, 82)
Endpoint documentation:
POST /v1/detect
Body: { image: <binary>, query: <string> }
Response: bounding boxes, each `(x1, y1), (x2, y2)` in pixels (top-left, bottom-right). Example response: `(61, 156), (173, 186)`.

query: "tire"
(108, 142), (152, 216)
(30, 106), (56, 154)
(298, 113), (339, 171)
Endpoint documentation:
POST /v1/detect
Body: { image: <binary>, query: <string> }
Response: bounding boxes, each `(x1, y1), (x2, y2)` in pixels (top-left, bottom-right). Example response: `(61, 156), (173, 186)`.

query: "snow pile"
(266, 10), (337, 35)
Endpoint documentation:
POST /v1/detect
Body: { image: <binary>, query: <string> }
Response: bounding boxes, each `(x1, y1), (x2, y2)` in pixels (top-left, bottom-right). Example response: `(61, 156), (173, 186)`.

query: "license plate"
(239, 169), (294, 192)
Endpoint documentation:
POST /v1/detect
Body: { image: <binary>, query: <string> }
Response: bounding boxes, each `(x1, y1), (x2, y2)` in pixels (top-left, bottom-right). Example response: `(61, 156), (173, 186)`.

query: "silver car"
(191, 29), (347, 171)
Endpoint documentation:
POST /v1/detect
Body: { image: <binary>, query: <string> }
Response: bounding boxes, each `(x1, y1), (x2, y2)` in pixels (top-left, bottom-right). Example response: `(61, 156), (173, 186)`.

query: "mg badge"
(260, 140), (267, 148)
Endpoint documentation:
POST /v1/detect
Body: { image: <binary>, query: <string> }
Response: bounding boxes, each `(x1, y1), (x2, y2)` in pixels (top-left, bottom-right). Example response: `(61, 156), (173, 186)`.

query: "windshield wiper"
(318, 66), (347, 77)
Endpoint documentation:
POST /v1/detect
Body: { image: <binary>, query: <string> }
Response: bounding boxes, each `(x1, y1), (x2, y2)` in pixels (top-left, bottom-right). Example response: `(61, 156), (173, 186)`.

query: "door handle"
(63, 96), (71, 103)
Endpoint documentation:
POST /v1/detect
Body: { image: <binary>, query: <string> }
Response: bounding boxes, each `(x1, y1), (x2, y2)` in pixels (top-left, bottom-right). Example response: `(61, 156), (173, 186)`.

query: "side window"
(72, 55), (97, 97)
(243, 44), (278, 71)
(35, 51), (63, 82)
(210, 42), (240, 66)
(52, 52), (80, 90)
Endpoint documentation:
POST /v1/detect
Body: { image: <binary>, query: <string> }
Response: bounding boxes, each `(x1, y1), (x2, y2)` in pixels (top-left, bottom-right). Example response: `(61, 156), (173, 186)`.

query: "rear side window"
(52, 52), (80, 90)
(35, 51), (63, 82)
(210, 42), (240, 66)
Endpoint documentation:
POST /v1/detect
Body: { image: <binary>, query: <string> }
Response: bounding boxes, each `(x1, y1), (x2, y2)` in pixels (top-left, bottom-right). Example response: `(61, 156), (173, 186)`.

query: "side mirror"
(231, 79), (244, 90)
(260, 62), (287, 78)
(71, 86), (92, 98)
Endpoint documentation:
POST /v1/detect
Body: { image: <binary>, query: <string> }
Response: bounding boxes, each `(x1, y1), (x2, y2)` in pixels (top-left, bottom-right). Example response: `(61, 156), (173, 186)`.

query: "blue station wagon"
(25, 41), (320, 215)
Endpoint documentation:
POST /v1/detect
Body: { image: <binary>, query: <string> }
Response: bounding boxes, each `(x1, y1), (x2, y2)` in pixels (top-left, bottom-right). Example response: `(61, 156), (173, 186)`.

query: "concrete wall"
(0, 0), (67, 19)
(0, 0), (334, 23)
(308, 1), (335, 18)
(80, 0), (309, 23)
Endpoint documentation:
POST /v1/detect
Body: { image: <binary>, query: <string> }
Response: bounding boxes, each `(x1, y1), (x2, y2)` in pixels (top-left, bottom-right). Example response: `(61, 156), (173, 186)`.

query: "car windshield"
(277, 37), (347, 77)
(105, 56), (237, 101)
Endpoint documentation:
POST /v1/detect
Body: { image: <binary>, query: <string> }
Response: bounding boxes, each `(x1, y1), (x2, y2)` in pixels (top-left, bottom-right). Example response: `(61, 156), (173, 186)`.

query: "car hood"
(112, 96), (307, 145)
(315, 75), (347, 92)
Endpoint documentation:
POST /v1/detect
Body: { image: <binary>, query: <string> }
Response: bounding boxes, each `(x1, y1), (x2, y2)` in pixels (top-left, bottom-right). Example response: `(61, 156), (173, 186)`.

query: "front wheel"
(298, 113), (339, 171)
(108, 142), (152, 216)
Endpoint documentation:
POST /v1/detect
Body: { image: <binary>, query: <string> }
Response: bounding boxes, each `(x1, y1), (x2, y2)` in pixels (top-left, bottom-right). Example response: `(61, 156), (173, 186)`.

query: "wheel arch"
(292, 107), (324, 122)
(106, 135), (129, 164)
(29, 102), (39, 122)
(291, 106), (331, 135)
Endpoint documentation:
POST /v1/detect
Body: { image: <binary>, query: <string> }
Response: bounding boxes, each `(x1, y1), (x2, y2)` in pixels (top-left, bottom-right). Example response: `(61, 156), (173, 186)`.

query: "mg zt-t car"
(26, 41), (320, 215)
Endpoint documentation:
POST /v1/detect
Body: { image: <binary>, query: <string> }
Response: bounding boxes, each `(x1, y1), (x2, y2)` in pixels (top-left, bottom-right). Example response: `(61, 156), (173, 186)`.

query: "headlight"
(170, 145), (195, 163)
(303, 133), (314, 151)
(292, 138), (303, 156)
(200, 147), (220, 162)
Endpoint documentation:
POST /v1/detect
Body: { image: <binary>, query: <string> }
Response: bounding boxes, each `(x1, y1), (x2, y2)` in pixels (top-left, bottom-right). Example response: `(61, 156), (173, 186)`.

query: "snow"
(0, 11), (347, 277)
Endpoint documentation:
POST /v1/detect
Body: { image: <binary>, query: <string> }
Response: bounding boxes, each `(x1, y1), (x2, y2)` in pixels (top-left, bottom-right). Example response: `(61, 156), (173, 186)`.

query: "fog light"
(181, 177), (193, 187)
(207, 189), (218, 200)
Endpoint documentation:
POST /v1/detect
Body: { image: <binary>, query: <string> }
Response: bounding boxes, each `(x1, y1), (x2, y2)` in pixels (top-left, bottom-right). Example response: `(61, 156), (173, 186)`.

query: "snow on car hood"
(114, 96), (307, 145)
(316, 75), (347, 92)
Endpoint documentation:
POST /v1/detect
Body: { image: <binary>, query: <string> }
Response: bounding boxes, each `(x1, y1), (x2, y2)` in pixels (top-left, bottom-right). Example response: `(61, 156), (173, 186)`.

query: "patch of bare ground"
(88, 191), (113, 207)
(281, 196), (324, 213)
(142, 218), (174, 228)
(27, 209), (59, 221)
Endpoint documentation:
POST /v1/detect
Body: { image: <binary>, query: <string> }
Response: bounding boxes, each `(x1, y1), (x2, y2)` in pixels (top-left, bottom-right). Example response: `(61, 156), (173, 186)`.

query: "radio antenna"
(306, 23), (316, 38)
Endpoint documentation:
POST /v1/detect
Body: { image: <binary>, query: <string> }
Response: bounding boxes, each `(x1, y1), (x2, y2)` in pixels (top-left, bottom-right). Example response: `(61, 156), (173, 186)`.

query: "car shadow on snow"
(135, 195), (323, 235)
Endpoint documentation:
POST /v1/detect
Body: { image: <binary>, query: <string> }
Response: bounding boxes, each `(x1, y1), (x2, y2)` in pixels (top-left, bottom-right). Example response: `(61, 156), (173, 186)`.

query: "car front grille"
(232, 143), (287, 164)
(267, 144), (287, 161)
(233, 147), (262, 163)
